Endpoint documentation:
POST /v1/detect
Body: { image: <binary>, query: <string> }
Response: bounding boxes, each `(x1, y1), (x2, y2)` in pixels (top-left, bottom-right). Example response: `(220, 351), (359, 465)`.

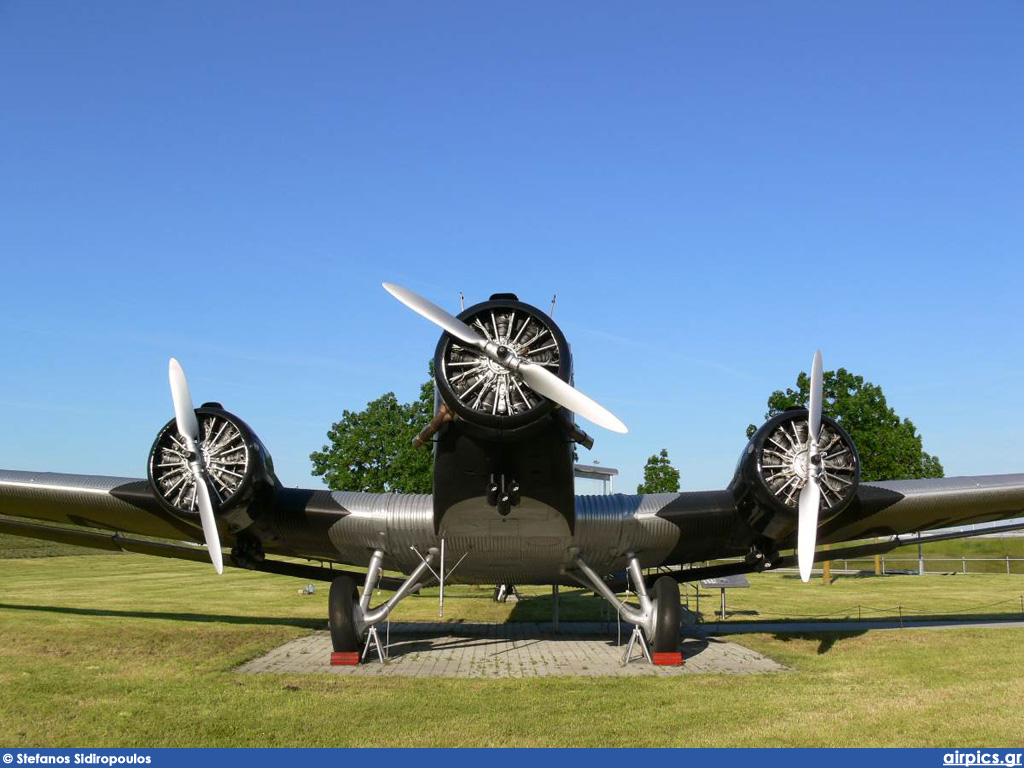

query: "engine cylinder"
(147, 406), (279, 521)
(432, 297), (572, 438)
(731, 409), (860, 541)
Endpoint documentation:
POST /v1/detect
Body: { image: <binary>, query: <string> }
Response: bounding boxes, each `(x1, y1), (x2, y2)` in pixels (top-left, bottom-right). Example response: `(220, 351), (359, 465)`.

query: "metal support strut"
(622, 624), (652, 665)
(353, 547), (439, 663)
(568, 551), (655, 664)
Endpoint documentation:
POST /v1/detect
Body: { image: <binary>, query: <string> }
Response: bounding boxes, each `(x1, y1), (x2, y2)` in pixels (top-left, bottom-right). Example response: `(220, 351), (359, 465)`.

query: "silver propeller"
(797, 349), (823, 583)
(382, 282), (628, 434)
(168, 358), (223, 575)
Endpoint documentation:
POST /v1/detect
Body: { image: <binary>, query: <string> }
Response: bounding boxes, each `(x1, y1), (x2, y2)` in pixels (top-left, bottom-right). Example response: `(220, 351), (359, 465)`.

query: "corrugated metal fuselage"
(325, 491), (687, 584)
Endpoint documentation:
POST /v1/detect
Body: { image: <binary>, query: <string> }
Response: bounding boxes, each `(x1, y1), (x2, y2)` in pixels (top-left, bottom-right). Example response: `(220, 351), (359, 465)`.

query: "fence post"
(1007, 556), (1012, 575)
(962, 556), (967, 574)
(881, 555), (886, 575)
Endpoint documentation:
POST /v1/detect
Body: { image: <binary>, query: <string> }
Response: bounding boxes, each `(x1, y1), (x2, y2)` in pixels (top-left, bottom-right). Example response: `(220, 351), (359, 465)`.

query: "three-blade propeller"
(797, 349), (824, 583)
(382, 283), (628, 434)
(168, 358), (223, 575)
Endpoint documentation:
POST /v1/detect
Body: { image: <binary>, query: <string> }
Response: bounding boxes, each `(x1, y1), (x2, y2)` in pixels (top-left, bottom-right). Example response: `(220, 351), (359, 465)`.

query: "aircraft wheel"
(650, 575), (681, 652)
(328, 574), (362, 652)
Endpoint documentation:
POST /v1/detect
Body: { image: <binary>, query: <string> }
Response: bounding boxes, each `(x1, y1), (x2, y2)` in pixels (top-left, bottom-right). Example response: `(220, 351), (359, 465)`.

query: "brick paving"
(236, 622), (786, 677)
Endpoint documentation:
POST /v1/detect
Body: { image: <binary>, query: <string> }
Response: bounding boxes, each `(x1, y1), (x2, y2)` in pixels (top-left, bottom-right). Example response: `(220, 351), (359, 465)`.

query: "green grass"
(892, 536), (1024, 559)
(692, 571), (1024, 623)
(0, 532), (103, 559)
(832, 535), (1024, 575)
(2, 553), (1024, 746)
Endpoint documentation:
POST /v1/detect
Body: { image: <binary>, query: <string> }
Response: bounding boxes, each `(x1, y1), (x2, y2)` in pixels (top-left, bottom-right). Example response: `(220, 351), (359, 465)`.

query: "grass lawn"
(1, 551), (1024, 747)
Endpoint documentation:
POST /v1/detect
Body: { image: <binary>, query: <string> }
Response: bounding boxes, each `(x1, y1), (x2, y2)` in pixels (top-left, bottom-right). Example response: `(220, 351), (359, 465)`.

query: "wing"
(0, 468), (404, 587)
(0, 469), (198, 539)
(818, 473), (1024, 544)
(625, 472), (1024, 587)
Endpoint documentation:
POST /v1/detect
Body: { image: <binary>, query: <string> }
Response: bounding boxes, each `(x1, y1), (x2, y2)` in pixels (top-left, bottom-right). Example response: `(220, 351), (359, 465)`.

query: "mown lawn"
(1, 553), (1023, 747)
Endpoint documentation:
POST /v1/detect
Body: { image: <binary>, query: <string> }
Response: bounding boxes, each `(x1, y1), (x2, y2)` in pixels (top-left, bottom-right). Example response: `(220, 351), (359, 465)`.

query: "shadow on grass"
(0, 602), (325, 629)
(507, 588), (617, 623)
(715, 611), (1024, 629)
(769, 631), (867, 654)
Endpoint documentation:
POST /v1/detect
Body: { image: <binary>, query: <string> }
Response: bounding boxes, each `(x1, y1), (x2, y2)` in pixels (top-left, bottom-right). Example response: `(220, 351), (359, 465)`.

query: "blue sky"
(1, 3), (1022, 493)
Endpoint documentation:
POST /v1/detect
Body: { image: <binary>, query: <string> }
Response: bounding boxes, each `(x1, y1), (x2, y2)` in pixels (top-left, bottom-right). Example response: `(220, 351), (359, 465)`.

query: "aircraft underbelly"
(440, 498), (572, 583)
(325, 492), (680, 584)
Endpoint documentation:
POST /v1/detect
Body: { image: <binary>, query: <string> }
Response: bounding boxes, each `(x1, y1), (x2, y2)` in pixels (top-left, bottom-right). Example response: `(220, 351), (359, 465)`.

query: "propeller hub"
(790, 449), (810, 481)
(387, 282), (627, 433)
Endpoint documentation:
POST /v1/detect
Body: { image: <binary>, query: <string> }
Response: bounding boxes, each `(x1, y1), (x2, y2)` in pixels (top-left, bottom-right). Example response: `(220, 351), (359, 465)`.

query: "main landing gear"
(328, 547), (438, 665)
(492, 584), (520, 603)
(567, 551), (683, 666)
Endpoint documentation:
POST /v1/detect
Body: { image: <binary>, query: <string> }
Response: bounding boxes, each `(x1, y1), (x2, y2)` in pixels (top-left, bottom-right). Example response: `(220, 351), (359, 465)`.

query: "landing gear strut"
(328, 547), (438, 665)
(568, 551), (683, 666)
(492, 584), (519, 603)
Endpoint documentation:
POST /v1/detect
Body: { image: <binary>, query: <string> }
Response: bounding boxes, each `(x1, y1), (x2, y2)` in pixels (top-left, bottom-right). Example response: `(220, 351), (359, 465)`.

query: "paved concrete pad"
(237, 622), (786, 677)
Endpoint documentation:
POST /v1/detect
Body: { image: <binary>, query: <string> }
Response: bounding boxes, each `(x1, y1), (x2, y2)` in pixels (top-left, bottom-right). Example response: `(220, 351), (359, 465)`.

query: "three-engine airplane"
(2, 284), (1024, 664)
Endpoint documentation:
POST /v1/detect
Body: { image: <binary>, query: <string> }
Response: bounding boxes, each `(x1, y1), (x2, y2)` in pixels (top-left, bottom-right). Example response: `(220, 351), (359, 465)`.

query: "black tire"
(650, 575), (681, 652)
(328, 574), (362, 652)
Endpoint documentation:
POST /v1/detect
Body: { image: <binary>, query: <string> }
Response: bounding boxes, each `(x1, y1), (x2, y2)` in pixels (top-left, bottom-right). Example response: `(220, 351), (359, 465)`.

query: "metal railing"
(835, 556), (1024, 575)
(693, 555), (1024, 576)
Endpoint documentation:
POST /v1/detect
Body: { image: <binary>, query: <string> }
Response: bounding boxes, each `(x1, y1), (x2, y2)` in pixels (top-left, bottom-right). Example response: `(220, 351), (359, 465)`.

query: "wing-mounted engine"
(433, 295), (574, 439)
(147, 403), (280, 549)
(731, 408), (860, 543)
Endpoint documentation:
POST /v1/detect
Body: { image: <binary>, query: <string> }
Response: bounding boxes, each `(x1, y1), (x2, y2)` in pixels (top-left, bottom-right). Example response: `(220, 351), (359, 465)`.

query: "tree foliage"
(745, 368), (944, 482)
(637, 449), (681, 494)
(310, 370), (435, 493)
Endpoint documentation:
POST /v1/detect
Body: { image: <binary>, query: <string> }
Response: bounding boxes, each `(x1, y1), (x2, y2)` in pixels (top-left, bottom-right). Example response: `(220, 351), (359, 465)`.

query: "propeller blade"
(382, 282), (485, 350)
(796, 349), (825, 583)
(518, 361), (628, 434)
(168, 358), (200, 443)
(384, 282), (628, 434)
(194, 476), (223, 575)
(808, 349), (823, 443)
(167, 357), (222, 575)
(797, 477), (820, 582)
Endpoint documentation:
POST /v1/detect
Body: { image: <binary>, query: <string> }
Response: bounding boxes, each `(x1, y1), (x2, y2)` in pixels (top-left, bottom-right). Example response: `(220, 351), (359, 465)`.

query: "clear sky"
(1, 3), (1022, 494)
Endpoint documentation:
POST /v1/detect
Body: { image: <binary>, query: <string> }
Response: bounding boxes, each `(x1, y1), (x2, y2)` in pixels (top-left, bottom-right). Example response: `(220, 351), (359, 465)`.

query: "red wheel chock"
(330, 651), (360, 666)
(652, 651), (684, 666)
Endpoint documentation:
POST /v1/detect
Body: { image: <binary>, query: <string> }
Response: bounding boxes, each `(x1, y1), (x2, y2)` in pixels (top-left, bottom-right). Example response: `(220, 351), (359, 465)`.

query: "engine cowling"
(432, 295), (572, 437)
(731, 408), (860, 542)
(147, 404), (279, 528)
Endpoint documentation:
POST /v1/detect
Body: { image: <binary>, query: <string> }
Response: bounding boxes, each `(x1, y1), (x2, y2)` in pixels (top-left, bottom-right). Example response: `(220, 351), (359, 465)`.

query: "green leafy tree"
(637, 449), (681, 493)
(310, 370), (435, 493)
(745, 368), (944, 482)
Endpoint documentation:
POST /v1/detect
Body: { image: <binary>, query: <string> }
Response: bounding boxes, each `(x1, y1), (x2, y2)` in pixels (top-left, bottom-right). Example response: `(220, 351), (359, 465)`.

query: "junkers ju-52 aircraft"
(2, 284), (1024, 665)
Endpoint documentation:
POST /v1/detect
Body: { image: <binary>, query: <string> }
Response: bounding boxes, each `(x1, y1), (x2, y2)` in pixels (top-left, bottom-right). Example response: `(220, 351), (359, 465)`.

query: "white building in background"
(574, 463), (618, 495)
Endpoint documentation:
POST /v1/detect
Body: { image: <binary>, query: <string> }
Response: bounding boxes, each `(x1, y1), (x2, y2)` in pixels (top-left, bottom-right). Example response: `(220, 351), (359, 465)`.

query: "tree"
(637, 449), (681, 493)
(310, 369), (435, 493)
(745, 368), (944, 482)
